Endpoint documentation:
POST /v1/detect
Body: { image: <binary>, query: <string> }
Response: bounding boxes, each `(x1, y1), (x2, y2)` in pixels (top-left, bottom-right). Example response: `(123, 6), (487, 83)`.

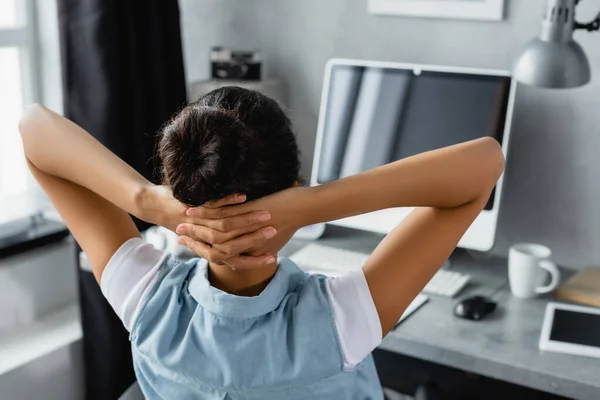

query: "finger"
(193, 211), (271, 233)
(176, 223), (228, 245)
(186, 203), (252, 219)
(178, 236), (230, 264)
(213, 226), (277, 255)
(225, 254), (277, 270)
(203, 194), (246, 209)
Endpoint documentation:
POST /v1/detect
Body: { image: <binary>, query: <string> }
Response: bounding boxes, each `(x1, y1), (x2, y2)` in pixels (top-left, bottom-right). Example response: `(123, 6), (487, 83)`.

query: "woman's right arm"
(302, 137), (505, 334)
(183, 137), (504, 335)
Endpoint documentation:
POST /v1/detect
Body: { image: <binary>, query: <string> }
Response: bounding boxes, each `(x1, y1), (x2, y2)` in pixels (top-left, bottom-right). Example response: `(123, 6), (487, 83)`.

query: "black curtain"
(57, 1), (187, 399)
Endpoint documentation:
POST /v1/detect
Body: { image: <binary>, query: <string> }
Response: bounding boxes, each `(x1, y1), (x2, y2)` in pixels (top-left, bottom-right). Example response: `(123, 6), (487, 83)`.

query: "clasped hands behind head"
(172, 185), (308, 270)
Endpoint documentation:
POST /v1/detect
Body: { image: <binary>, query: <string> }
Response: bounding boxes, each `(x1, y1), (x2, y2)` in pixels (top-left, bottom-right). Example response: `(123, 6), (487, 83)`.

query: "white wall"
(179, 0), (600, 268)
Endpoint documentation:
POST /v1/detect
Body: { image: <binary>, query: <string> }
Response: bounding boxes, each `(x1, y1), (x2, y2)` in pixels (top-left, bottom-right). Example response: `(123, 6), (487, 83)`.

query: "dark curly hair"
(158, 86), (300, 206)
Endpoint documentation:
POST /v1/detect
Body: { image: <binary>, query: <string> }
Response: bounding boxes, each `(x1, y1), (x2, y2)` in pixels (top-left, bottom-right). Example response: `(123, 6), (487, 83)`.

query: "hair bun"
(158, 86), (300, 206)
(159, 106), (257, 205)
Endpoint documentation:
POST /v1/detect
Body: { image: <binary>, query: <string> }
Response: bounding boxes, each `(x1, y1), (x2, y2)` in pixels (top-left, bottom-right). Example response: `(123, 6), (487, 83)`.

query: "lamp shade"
(513, 37), (591, 89)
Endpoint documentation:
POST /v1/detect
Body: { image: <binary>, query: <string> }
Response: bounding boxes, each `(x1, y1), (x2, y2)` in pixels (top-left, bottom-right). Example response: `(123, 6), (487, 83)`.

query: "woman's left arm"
(19, 104), (274, 280)
(20, 105), (158, 220)
(19, 104), (175, 281)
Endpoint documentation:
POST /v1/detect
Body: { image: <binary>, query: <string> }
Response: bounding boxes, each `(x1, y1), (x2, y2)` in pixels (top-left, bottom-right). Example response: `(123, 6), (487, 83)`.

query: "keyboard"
(290, 243), (470, 297)
(422, 268), (471, 297)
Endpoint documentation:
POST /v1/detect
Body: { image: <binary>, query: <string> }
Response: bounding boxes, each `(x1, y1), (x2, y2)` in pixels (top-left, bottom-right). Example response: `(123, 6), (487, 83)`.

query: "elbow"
(19, 103), (44, 133)
(478, 137), (505, 194)
(19, 103), (46, 155)
(465, 137), (505, 208)
(485, 137), (505, 182)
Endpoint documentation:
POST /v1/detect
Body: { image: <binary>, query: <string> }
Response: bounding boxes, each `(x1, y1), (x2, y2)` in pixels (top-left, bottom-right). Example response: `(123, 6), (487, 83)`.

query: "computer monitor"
(311, 59), (516, 251)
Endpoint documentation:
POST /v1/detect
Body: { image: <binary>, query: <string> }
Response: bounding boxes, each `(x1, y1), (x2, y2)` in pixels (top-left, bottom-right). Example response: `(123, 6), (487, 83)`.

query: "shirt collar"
(187, 257), (305, 318)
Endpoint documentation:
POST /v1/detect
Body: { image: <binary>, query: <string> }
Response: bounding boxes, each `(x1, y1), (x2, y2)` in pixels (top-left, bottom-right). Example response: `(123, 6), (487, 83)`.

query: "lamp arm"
(574, 6), (600, 32)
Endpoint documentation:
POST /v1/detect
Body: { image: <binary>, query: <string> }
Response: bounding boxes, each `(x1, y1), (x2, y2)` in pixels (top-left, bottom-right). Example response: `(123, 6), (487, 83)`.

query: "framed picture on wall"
(369, 0), (505, 21)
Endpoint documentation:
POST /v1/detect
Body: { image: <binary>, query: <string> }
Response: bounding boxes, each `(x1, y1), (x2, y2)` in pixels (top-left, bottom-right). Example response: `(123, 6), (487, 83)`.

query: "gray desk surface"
(282, 226), (600, 400)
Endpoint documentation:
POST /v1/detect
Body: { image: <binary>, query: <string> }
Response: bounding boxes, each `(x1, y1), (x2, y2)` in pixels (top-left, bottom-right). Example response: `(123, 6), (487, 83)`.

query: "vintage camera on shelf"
(210, 47), (261, 81)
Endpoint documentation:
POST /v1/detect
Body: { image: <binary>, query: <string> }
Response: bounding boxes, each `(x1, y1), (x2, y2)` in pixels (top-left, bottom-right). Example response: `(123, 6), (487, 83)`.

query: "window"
(0, 0), (39, 197)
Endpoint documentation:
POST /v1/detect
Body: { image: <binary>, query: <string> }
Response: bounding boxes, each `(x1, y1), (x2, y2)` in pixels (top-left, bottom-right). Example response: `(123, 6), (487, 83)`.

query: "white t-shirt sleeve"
(325, 269), (382, 370)
(100, 237), (167, 331)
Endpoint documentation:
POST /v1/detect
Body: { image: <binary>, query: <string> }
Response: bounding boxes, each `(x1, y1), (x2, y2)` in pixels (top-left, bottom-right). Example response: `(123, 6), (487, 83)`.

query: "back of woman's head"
(159, 86), (300, 206)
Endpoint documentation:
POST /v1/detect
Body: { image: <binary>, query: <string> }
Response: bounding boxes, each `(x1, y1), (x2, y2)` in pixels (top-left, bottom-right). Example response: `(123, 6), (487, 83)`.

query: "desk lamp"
(514, 0), (600, 88)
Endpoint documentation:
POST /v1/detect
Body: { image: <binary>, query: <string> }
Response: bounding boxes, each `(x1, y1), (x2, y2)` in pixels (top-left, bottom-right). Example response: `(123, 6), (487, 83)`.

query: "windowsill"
(0, 192), (68, 259)
(0, 216), (68, 259)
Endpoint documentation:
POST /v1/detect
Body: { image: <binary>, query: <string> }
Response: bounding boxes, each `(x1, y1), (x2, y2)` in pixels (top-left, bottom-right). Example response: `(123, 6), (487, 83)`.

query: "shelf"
(0, 303), (82, 376)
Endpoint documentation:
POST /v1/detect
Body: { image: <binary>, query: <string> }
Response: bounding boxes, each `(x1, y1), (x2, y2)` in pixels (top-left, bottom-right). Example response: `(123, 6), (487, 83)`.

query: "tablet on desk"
(539, 302), (600, 359)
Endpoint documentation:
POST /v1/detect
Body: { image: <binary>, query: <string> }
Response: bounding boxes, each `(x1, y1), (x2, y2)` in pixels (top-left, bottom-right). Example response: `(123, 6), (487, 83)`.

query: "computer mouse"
(453, 295), (496, 321)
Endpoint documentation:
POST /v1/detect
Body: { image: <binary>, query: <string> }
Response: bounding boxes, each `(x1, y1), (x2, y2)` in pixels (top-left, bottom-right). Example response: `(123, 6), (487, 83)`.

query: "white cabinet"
(0, 238), (84, 400)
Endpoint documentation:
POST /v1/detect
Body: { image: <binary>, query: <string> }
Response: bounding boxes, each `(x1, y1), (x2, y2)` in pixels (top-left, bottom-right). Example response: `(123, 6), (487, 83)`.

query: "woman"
(20, 87), (504, 399)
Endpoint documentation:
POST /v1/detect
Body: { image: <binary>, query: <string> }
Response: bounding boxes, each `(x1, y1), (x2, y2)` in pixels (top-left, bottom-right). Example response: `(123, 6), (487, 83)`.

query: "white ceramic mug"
(508, 243), (560, 299)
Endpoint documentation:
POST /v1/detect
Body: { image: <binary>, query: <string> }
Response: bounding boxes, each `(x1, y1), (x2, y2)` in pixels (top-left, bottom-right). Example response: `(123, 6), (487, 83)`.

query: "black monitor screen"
(317, 65), (511, 210)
